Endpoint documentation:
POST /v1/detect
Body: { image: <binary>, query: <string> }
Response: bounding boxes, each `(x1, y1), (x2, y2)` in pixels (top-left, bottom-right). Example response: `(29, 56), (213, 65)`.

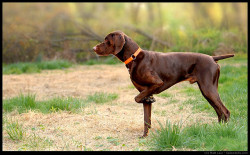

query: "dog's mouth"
(93, 46), (98, 53)
(93, 45), (112, 56)
(93, 46), (102, 55)
(93, 48), (108, 56)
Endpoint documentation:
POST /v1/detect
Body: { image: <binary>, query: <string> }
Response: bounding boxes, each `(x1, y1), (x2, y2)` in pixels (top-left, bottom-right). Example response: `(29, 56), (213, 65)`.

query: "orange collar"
(124, 47), (142, 65)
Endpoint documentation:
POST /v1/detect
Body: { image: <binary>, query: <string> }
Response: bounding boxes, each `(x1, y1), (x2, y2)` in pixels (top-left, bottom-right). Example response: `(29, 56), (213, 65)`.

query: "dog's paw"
(141, 96), (156, 104)
(135, 96), (143, 103)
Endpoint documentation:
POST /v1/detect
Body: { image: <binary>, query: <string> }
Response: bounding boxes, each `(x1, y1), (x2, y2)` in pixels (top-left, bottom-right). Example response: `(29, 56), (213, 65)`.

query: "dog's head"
(93, 31), (126, 56)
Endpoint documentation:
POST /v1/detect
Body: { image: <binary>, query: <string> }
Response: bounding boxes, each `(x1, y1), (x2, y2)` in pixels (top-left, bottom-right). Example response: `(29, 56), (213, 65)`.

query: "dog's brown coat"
(93, 31), (234, 137)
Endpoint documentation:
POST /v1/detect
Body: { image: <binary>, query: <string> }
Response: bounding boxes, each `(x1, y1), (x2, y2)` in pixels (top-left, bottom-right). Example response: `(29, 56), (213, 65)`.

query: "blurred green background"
(3, 3), (247, 64)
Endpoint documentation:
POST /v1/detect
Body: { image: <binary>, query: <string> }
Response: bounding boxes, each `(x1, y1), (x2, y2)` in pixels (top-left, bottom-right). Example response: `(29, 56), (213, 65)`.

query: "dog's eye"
(106, 41), (111, 46)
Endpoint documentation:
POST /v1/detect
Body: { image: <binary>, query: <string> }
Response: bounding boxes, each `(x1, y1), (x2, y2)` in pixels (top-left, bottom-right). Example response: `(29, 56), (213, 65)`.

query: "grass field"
(3, 60), (73, 74)
(2, 54), (247, 151)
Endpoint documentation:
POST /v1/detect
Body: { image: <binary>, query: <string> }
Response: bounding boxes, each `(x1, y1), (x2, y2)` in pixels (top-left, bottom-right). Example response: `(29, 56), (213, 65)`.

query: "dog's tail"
(212, 54), (235, 61)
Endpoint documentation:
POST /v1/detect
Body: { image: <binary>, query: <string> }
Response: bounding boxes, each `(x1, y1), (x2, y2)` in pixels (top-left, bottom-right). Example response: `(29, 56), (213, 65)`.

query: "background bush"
(3, 3), (247, 64)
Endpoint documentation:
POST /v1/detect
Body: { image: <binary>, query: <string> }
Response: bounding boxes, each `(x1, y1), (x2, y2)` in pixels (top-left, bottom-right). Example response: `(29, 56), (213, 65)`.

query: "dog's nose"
(93, 46), (97, 51)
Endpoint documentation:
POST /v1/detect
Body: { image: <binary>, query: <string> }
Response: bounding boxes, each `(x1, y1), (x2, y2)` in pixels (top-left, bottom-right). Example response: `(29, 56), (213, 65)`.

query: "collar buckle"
(124, 47), (141, 65)
(131, 54), (136, 60)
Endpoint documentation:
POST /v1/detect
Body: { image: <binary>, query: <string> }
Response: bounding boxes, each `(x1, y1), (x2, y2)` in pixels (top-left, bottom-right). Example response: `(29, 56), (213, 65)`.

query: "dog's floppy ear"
(113, 33), (125, 55)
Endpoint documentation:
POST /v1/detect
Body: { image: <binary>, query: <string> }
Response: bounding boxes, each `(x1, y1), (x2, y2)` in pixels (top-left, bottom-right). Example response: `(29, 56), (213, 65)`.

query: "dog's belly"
(153, 78), (180, 94)
(131, 65), (196, 94)
(131, 52), (203, 94)
(153, 67), (197, 94)
(153, 75), (197, 94)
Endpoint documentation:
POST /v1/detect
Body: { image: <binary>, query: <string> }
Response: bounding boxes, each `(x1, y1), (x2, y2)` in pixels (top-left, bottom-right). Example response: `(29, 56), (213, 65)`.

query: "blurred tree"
(147, 3), (155, 25)
(232, 3), (247, 34)
(2, 3), (247, 64)
(130, 3), (141, 24)
(192, 3), (213, 28)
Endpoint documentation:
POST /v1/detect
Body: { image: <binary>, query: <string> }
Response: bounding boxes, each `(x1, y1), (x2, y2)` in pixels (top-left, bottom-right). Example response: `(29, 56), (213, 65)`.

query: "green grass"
(3, 94), (86, 114)
(39, 97), (87, 113)
(82, 56), (121, 65)
(3, 92), (119, 114)
(156, 92), (172, 98)
(3, 91), (120, 148)
(149, 120), (247, 151)
(86, 92), (119, 104)
(3, 60), (73, 74)
(220, 53), (247, 64)
(3, 93), (37, 113)
(148, 55), (247, 151)
(149, 121), (183, 151)
(106, 136), (120, 146)
(4, 118), (26, 141)
(3, 54), (247, 151)
(21, 132), (54, 151)
(182, 122), (247, 151)
(3, 116), (53, 150)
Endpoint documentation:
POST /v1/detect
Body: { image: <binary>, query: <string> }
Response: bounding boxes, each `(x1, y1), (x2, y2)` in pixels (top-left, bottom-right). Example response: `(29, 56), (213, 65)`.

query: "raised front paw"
(142, 96), (156, 104)
(135, 96), (143, 103)
(135, 95), (156, 104)
(135, 96), (156, 104)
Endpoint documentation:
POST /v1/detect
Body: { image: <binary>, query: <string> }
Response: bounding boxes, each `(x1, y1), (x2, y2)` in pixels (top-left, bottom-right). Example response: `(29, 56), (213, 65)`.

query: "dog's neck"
(115, 35), (140, 70)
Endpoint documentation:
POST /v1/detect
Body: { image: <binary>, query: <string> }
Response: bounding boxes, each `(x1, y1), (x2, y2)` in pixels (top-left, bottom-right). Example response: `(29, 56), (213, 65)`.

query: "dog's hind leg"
(197, 67), (230, 122)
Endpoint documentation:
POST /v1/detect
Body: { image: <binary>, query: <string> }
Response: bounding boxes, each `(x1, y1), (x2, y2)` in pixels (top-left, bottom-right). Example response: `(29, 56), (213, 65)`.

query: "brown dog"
(93, 30), (234, 137)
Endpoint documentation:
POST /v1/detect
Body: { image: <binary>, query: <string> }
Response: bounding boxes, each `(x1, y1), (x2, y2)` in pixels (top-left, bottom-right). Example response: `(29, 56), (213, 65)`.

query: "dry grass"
(2, 64), (216, 151)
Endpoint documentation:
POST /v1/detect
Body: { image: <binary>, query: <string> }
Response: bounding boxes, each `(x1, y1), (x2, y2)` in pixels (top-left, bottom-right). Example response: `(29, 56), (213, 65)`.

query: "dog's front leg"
(140, 102), (152, 138)
(132, 72), (163, 138)
(134, 80), (163, 103)
(136, 78), (162, 138)
(134, 71), (163, 103)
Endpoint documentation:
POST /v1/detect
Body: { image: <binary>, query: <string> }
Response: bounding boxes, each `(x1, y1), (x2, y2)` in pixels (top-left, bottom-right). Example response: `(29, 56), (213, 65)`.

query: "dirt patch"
(3, 65), (131, 100)
(2, 64), (216, 151)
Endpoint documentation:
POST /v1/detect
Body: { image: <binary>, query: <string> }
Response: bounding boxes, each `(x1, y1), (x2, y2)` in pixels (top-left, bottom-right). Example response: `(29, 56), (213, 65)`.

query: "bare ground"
(2, 64), (217, 151)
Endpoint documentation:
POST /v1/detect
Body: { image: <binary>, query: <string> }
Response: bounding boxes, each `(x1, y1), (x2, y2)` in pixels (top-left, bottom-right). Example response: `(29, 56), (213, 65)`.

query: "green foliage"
(3, 60), (73, 74)
(3, 94), (87, 114)
(150, 121), (183, 151)
(82, 56), (121, 65)
(106, 136), (120, 146)
(40, 97), (86, 113)
(183, 122), (247, 151)
(156, 92), (172, 98)
(36, 60), (72, 70)
(3, 93), (36, 113)
(167, 28), (247, 55)
(149, 120), (247, 151)
(3, 3), (247, 63)
(5, 119), (26, 141)
(3, 63), (40, 74)
(86, 92), (119, 104)
(3, 92), (119, 114)
(22, 133), (53, 151)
